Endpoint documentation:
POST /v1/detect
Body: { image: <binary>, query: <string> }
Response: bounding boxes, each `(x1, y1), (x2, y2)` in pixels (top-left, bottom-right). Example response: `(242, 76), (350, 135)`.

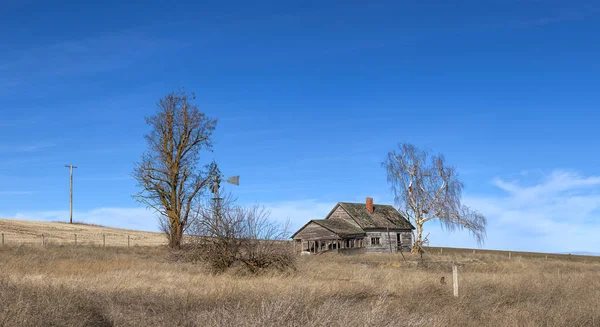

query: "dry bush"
(188, 193), (295, 274)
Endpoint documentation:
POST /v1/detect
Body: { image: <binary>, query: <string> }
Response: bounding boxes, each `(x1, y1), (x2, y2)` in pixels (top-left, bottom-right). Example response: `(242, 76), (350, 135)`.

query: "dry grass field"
(1, 219), (600, 326)
(0, 218), (166, 247)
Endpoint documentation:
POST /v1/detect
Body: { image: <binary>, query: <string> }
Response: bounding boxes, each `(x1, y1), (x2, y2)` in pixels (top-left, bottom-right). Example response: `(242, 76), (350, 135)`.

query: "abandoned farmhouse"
(292, 198), (415, 254)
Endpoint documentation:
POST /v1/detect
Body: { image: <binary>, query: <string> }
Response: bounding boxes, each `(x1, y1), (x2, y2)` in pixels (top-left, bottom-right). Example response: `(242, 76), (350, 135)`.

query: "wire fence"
(0, 231), (167, 248)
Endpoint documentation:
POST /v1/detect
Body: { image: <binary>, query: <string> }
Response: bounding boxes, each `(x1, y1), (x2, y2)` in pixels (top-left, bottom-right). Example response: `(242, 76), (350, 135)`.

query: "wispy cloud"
(509, 11), (590, 28)
(0, 116), (43, 127)
(0, 142), (55, 153)
(5, 170), (600, 254)
(254, 170), (600, 253)
(481, 7), (600, 31)
(78, 175), (133, 182)
(457, 170), (600, 253)
(0, 191), (33, 195)
(5, 207), (160, 232)
(0, 30), (178, 90)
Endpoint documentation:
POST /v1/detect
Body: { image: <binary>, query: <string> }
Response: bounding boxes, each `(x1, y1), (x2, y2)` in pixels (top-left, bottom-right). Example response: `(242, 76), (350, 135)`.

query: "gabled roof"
(335, 202), (415, 230)
(291, 201), (415, 239)
(290, 219), (365, 239)
(312, 219), (365, 237)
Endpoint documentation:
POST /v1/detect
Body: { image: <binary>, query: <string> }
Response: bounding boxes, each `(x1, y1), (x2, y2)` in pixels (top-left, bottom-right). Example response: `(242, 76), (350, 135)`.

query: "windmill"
(210, 169), (240, 222)
(210, 174), (240, 198)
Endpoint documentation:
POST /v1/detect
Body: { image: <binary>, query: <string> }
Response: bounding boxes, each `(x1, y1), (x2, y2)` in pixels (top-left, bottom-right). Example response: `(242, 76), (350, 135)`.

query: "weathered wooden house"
(291, 198), (415, 254)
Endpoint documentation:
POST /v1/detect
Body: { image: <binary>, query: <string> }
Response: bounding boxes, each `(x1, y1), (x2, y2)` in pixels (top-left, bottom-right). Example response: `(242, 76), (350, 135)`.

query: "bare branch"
(133, 88), (217, 249)
(382, 143), (487, 253)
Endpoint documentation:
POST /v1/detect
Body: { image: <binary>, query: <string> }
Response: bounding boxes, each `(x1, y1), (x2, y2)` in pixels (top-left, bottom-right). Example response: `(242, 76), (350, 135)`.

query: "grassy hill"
(0, 218), (166, 247)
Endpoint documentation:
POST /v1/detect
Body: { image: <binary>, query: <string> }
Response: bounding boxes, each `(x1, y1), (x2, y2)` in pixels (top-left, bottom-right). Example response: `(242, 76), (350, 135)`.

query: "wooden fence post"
(128, 235), (130, 248)
(1, 233), (4, 248)
(509, 252), (511, 259)
(103, 234), (106, 247)
(440, 248), (443, 254)
(453, 265), (459, 298)
(42, 234), (45, 247)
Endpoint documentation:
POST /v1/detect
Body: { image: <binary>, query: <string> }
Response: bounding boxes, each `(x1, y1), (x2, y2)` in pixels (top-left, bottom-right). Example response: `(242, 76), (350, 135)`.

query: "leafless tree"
(382, 143), (487, 255)
(238, 205), (294, 273)
(190, 191), (294, 273)
(191, 192), (245, 269)
(133, 89), (217, 249)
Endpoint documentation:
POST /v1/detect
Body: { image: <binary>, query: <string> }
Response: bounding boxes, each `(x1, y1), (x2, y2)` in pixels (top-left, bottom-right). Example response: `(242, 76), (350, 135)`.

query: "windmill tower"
(210, 166), (240, 220)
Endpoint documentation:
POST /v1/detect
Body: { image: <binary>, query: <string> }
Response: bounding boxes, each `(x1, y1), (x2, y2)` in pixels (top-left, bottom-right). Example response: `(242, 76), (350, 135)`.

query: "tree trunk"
(412, 222), (423, 255)
(169, 213), (182, 249)
(169, 232), (182, 249)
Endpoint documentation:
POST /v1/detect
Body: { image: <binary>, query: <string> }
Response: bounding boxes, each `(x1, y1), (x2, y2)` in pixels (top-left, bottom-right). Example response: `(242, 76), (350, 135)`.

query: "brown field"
(0, 218), (167, 247)
(1, 219), (600, 326)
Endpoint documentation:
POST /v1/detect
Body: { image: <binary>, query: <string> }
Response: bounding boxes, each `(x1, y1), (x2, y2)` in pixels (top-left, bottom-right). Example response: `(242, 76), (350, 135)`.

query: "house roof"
(291, 201), (415, 239)
(290, 218), (365, 239)
(312, 219), (366, 237)
(336, 202), (415, 230)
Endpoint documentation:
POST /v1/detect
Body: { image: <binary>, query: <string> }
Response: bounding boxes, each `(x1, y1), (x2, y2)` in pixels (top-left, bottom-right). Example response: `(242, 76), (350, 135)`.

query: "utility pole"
(65, 165), (78, 224)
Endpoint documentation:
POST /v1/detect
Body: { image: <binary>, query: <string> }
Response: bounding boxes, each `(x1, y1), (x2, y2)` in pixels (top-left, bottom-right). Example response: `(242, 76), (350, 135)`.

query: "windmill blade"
(226, 176), (240, 186)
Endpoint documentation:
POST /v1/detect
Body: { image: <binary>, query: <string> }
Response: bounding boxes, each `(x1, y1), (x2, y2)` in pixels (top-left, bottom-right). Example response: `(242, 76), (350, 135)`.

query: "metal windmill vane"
(211, 173), (240, 198)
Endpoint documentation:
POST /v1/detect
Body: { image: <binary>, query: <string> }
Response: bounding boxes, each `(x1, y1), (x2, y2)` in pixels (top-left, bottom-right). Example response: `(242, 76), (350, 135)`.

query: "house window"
(371, 237), (381, 245)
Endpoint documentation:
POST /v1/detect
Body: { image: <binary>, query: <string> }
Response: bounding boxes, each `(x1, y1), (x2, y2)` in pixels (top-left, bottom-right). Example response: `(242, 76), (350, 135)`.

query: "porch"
(296, 238), (365, 254)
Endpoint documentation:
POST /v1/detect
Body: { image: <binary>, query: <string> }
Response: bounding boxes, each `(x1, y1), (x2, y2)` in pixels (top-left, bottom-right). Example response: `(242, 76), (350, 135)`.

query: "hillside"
(0, 218), (166, 247)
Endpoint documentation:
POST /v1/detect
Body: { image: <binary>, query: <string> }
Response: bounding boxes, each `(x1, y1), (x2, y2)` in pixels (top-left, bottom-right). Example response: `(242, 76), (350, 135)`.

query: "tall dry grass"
(1, 245), (600, 326)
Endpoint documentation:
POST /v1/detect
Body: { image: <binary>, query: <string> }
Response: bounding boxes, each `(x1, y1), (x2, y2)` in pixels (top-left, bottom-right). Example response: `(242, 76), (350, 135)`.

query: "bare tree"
(238, 205), (293, 273)
(190, 191), (294, 273)
(191, 192), (245, 270)
(382, 143), (487, 254)
(133, 89), (217, 249)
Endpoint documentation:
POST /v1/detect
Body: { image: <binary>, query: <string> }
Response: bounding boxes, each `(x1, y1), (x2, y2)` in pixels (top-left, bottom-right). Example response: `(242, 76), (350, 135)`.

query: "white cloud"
(253, 170), (600, 254)
(4, 170), (599, 254)
(6, 207), (160, 232)
(461, 170), (600, 253)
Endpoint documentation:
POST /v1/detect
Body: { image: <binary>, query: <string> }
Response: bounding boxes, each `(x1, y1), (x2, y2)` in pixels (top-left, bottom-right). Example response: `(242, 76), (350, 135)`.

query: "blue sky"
(1, 0), (600, 253)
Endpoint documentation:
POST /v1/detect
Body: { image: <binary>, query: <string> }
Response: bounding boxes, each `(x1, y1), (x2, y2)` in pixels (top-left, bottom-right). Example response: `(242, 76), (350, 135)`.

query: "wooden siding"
(327, 206), (361, 228)
(399, 231), (412, 252)
(365, 229), (412, 253)
(293, 222), (338, 241)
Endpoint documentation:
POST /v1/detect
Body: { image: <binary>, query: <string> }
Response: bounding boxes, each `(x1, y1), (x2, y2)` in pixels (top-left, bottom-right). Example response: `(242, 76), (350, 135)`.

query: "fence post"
(440, 248), (443, 254)
(103, 234), (106, 247)
(453, 265), (459, 298)
(1, 233), (4, 248)
(545, 254), (548, 260)
(128, 235), (130, 248)
(42, 234), (45, 247)
(509, 252), (511, 259)
(74, 234), (77, 246)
